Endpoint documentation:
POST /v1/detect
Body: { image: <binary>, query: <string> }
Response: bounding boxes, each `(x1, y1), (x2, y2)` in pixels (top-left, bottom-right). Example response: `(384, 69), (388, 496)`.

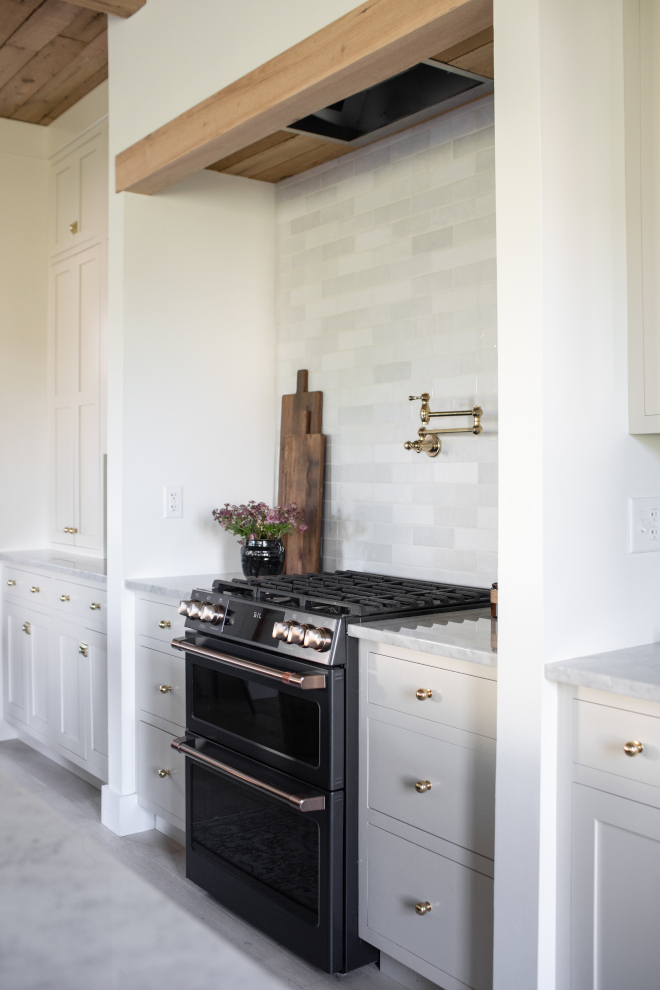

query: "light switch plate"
(164, 485), (183, 519)
(629, 496), (660, 552)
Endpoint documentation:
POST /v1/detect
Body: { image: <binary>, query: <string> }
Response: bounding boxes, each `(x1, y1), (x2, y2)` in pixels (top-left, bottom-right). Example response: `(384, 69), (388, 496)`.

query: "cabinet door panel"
(27, 611), (50, 736)
(79, 140), (106, 241)
(54, 161), (78, 253)
(86, 628), (107, 771)
(54, 405), (75, 544)
(78, 253), (100, 394)
(54, 266), (76, 397)
(4, 604), (28, 723)
(77, 401), (101, 547)
(138, 720), (185, 820)
(572, 783), (660, 990)
(52, 621), (87, 758)
(51, 127), (107, 256)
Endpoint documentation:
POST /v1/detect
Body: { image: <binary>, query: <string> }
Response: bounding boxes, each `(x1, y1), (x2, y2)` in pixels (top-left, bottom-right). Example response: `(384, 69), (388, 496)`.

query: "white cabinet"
(4, 601), (29, 725)
(359, 644), (497, 990)
(3, 600), (50, 736)
(50, 125), (108, 258)
(52, 617), (88, 758)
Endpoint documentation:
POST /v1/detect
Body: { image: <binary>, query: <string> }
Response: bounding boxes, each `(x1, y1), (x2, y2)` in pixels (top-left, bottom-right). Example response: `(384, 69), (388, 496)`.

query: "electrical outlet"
(629, 497), (660, 552)
(164, 486), (183, 519)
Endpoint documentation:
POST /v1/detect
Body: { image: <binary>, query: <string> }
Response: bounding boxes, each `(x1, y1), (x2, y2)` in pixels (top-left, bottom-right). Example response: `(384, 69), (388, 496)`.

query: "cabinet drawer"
(137, 645), (185, 729)
(138, 598), (186, 645)
(368, 718), (495, 858)
(4, 569), (51, 605)
(574, 700), (660, 787)
(53, 579), (106, 621)
(368, 652), (496, 739)
(365, 824), (493, 990)
(137, 720), (185, 820)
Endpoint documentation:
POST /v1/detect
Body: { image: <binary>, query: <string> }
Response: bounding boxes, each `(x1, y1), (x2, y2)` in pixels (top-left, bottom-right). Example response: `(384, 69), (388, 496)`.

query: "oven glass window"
(192, 663), (320, 766)
(191, 763), (320, 918)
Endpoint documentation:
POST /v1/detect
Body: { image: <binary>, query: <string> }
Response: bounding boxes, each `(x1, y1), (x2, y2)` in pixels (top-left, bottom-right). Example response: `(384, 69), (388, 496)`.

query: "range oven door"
(181, 635), (344, 790)
(176, 733), (345, 974)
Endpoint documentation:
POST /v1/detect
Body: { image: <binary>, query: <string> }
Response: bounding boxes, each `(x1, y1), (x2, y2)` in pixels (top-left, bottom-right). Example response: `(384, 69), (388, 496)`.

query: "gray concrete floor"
(0, 739), (402, 990)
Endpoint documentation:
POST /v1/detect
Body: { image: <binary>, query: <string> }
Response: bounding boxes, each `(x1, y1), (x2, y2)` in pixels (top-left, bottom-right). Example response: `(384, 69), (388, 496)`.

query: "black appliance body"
(172, 570), (490, 974)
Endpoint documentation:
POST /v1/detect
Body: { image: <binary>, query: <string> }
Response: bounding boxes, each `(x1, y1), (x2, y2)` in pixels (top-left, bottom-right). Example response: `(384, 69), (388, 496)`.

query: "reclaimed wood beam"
(61, 0), (144, 17)
(115, 0), (492, 195)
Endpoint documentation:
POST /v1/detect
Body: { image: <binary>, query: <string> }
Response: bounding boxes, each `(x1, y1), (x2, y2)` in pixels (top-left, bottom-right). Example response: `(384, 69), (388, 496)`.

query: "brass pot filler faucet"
(404, 393), (482, 457)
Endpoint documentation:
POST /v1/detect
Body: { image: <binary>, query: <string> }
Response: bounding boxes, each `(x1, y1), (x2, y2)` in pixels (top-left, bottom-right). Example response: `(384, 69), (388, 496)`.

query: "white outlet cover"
(164, 485), (183, 519)
(629, 496), (660, 553)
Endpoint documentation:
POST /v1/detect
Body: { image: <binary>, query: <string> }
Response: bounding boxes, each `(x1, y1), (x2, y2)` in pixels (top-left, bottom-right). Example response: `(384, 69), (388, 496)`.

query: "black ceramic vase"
(240, 538), (285, 579)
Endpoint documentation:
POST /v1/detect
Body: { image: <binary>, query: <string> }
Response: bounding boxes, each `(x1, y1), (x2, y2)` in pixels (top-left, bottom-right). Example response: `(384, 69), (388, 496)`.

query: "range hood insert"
(287, 60), (493, 148)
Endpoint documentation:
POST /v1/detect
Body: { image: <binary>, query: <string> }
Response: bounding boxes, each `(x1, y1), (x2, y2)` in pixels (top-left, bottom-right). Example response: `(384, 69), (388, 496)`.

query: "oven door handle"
(170, 637), (326, 690)
(171, 737), (325, 812)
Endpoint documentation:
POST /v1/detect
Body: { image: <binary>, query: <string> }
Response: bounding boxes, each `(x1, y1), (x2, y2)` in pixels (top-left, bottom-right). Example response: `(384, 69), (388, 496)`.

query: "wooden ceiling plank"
(252, 142), (351, 184)
(0, 0), (44, 49)
(10, 25), (106, 121)
(115, 0), (493, 195)
(206, 131), (296, 173)
(59, 8), (106, 43)
(0, 0), (80, 90)
(430, 25), (492, 63)
(38, 59), (106, 121)
(225, 133), (327, 178)
(449, 40), (493, 78)
(59, 0), (144, 16)
(0, 34), (84, 116)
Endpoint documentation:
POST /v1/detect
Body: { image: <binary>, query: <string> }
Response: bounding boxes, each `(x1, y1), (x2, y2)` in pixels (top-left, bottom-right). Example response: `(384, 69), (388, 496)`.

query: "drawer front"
(138, 598), (186, 645)
(368, 652), (497, 739)
(574, 699), (660, 787)
(368, 718), (495, 858)
(53, 579), (106, 621)
(366, 824), (493, 990)
(4, 568), (51, 604)
(136, 644), (185, 729)
(137, 720), (185, 819)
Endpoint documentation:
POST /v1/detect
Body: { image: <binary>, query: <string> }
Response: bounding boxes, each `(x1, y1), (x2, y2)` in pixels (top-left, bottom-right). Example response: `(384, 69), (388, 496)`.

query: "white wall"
(275, 98), (497, 586)
(494, 0), (660, 987)
(0, 122), (49, 552)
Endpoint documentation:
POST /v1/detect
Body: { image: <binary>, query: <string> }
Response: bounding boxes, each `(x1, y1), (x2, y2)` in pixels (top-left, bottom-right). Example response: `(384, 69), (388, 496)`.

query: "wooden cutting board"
(277, 370), (324, 574)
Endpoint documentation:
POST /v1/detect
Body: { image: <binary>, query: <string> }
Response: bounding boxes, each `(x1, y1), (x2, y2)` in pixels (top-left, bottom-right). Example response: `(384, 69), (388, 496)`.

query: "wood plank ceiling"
(206, 26), (494, 185)
(0, 0), (143, 125)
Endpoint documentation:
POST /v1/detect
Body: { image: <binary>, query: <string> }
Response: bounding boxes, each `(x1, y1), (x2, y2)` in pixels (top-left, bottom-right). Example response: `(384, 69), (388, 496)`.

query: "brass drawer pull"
(158, 620), (171, 629)
(416, 688), (433, 701)
(159, 684), (172, 693)
(60, 594), (70, 602)
(90, 603), (101, 610)
(623, 740), (644, 757)
(69, 221), (78, 234)
(158, 769), (171, 778)
(79, 643), (89, 657)
(63, 527), (78, 534)
(6, 580), (16, 586)
(415, 902), (432, 915)
(415, 780), (432, 793)
(30, 586), (39, 593)
(22, 622), (31, 635)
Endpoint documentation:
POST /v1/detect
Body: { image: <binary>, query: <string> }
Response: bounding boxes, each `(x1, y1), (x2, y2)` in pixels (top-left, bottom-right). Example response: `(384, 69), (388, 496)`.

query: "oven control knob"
(187, 601), (203, 620)
(199, 602), (224, 624)
(287, 622), (314, 646)
(178, 600), (193, 615)
(304, 626), (333, 652)
(272, 620), (293, 642)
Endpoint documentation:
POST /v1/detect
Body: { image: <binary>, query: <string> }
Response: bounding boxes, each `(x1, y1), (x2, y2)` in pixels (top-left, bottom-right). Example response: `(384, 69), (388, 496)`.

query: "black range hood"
(287, 60), (493, 148)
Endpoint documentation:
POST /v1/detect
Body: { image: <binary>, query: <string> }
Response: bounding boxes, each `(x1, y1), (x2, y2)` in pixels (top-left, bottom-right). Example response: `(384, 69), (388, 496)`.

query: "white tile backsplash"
(275, 97), (497, 588)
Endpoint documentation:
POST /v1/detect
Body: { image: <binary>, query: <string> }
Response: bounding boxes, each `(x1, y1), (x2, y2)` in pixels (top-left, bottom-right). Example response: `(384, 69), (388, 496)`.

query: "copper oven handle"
(170, 637), (326, 690)
(171, 737), (325, 812)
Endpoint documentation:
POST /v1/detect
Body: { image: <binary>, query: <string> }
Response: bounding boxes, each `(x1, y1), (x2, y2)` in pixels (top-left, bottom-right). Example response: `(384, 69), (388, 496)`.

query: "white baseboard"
(156, 814), (185, 846)
(380, 953), (443, 990)
(101, 784), (155, 835)
(8, 726), (103, 789)
(0, 719), (17, 742)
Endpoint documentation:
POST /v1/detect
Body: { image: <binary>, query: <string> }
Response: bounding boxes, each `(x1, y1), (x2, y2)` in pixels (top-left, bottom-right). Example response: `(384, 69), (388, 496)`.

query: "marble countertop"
(348, 607), (497, 667)
(0, 770), (287, 990)
(546, 641), (660, 703)
(126, 572), (243, 601)
(0, 549), (106, 584)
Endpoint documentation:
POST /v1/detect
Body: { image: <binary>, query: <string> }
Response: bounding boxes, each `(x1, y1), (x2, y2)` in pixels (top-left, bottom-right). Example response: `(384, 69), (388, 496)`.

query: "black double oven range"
(170, 571), (490, 974)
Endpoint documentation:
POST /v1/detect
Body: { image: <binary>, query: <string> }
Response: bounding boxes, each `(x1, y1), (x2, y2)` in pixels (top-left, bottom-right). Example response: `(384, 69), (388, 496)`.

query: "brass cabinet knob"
(158, 620), (171, 629)
(415, 780), (432, 793)
(79, 643), (89, 657)
(60, 594), (70, 602)
(30, 586), (39, 593)
(90, 603), (101, 610)
(623, 740), (644, 756)
(6, 580), (16, 586)
(63, 527), (78, 534)
(158, 769), (171, 778)
(159, 684), (172, 693)
(415, 902), (432, 915)
(416, 688), (433, 701)
(69, 221), (78, 234)
(22, 622), (31, 635)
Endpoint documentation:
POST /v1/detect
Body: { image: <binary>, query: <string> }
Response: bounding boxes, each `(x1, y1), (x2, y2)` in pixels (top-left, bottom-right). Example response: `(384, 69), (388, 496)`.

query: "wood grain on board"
(115, 0), (493, 194)
(60, 0), (144, 16)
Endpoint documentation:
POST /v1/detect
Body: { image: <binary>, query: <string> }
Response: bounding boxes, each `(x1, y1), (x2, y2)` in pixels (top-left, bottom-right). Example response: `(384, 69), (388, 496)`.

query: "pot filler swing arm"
(404, 393), (482, 457)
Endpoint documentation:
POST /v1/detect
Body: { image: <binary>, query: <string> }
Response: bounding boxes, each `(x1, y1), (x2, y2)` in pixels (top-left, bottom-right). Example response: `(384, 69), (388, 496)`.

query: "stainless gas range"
(170, 571), (490, 974)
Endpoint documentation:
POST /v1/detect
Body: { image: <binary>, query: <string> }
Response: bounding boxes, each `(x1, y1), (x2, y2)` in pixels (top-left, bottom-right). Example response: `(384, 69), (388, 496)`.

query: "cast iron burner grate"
(212, 570), (490, 619)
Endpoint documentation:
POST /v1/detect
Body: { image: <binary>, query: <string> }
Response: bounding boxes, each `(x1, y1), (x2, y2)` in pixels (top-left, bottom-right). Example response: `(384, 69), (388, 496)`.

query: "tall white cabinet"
(48, 122), (107, 551)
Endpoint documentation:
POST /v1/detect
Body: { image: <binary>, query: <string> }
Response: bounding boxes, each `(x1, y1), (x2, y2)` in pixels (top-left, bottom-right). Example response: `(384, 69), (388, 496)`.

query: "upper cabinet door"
(50, 124), (108, 260)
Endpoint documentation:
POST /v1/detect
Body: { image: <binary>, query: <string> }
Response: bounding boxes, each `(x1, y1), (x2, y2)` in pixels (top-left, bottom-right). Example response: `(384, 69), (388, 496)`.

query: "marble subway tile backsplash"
(275, 97), (497, 588)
